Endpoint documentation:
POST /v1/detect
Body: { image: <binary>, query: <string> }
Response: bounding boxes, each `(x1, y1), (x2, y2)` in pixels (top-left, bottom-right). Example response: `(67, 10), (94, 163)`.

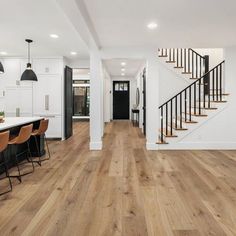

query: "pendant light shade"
(21, 39), (37, 81)
(0, 61), (4, 74)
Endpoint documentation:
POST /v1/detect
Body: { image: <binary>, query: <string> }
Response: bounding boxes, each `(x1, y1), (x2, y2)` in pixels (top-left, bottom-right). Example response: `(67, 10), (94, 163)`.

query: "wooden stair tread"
(182, 72), (192, 74)
(158, 55), (168, 58)
(166, 61), (176, 63)
(211, 100), (227, 103)
(174, 66), (184, 69)
(159, 129), (178, 138)
(156, 139), (168, 144)
(170, 123), (188, 131)
(183, 112), (208, 117)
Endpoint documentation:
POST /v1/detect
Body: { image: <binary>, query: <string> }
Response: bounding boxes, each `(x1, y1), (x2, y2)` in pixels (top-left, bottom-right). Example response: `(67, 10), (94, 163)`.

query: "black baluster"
(199, 79), (201, 114)
(184, 90), (187, 122)
(196, 54), (198, 79)
(212, 69), (215, 101)
(166, 104), (168, 136)
(194, 83), (196, 114)
(175, 97), (178, 129)
(220, 63), (222, 101)
(184, 48), (187, 72)
(192, 50), (194, 78)
(180, 94), (182, 128)
(176, 48), (179, 67)
(216, 66), (219, 101)
(170, 100), (173, 135)
(208, 72), (211, 108)
(188, 49), (190, 73)
(189, 87), (192, 121)
(169, 48), (171, 61)
(161, 107), (163, 142)
(173, 48), (175, 62)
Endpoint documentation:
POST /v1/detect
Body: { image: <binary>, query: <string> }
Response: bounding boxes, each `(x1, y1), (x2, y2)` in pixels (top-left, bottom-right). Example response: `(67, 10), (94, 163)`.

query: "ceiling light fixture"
(70, 51), (77, 55)
(0, 52), (7, 55)
(147, 22), (158, 30)
(121, 68), (125, 72)
(121, 73), (125, 76)
(21, 39), (37, 82)
(50, 34), (59, 39)
(121, 62), (126, 66)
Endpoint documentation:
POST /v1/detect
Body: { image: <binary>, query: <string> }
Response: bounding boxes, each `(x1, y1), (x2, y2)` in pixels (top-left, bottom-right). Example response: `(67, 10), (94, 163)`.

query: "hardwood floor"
(0, 121), (236, 235)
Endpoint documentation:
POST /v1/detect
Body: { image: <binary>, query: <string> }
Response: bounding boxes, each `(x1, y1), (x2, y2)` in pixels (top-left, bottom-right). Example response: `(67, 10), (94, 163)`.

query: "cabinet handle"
(45, 95), (49, 111)
(40, 115), (55, 118)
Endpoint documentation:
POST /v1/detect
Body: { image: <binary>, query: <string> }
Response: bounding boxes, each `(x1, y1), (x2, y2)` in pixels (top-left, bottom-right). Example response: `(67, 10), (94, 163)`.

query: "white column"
(145, 51), (160, 150)
(90, 50), (104, 150)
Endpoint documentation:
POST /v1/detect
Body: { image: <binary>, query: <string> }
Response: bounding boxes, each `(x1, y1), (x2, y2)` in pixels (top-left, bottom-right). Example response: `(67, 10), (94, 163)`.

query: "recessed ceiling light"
(147, 22), (158, 30)
(50, 34), (59, 39)
(121, 62), (126, 66)
(121, 68), (125, 72)
(0, 51), (7, 55)
(121, 73), (125, 76)
(70, 51), (77, 55)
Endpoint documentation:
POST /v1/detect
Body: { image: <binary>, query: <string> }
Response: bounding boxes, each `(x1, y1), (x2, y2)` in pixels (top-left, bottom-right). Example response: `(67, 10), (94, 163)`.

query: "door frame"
(112, 80), (130, 120)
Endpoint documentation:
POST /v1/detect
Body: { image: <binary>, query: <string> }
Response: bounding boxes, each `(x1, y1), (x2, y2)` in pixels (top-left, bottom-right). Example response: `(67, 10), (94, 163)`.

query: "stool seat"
(8, 135), (18, 145)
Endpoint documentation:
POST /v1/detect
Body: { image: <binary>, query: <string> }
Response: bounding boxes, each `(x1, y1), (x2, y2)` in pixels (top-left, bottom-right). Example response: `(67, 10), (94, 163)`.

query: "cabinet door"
(5, 86), (32, 117)
(44, 116), (62, 138)
(2, 59), (21, 86)
(33, 75), (62, 115)
(33, 59), (62, 75)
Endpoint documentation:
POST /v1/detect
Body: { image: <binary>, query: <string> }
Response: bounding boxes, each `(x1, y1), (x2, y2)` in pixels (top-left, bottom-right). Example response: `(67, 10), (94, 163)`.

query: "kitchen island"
(0, 117), (45, 173)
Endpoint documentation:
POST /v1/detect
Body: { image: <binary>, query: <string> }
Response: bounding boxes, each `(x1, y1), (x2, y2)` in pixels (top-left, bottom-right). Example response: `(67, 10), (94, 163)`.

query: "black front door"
(113, 81), (130, 119)
(64, 66), (73, 139)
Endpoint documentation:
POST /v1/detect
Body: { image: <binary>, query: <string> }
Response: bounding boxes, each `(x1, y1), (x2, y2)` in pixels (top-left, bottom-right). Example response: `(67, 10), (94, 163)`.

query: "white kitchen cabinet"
(33, 74), (62, 115)
(43, 115), (62, 138)
(33, 58), (62, 75)
(5, 86), (33, 117)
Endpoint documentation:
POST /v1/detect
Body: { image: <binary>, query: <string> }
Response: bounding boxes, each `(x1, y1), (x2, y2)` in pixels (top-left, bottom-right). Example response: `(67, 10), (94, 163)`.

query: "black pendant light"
(0, 61), (4, 74)
(21, 39), (37, 81)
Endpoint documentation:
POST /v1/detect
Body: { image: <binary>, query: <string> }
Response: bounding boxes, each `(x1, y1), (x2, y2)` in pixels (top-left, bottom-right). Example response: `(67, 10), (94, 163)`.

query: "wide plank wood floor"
(1, 121), (236, 235)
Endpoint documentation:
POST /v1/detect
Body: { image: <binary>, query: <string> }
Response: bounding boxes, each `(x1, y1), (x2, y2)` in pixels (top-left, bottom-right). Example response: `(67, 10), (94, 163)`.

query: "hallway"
(0, 121), (236, 235)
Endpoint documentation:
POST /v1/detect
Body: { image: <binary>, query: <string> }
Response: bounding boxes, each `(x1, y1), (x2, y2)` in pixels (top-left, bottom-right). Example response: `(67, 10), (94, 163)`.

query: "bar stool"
(31, 119), (51, 166)
(0, 131), (12, 195)
(8, 124), (34, 183)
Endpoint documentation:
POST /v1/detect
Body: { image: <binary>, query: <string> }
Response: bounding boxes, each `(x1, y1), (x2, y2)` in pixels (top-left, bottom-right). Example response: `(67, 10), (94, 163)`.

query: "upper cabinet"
(33, 58), (63, 75)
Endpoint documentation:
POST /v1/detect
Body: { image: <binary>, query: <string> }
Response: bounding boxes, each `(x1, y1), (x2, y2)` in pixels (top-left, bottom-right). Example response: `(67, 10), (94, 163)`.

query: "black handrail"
(158, 60), (225, 143)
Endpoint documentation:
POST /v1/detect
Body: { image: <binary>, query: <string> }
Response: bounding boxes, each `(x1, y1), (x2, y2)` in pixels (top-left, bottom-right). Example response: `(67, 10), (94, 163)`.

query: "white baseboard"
(146, 142), (159, 150)
(158, 142), (236, 150)
(90, 141), (103, 150)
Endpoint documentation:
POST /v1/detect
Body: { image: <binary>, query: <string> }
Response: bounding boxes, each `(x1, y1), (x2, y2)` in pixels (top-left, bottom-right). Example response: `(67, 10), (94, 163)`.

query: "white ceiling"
(0, 0), (89, 59)
(104, 59), (144, 77)
(83, 0), (236, 48)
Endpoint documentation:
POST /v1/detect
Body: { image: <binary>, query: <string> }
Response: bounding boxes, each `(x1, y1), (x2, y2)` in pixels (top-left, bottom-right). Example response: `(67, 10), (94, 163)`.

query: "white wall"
(65, 58), (90, 68)
(194, 48), (224, 69)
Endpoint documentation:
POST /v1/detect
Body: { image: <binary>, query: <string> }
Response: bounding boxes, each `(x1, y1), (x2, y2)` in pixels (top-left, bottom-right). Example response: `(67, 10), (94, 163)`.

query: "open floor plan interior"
(0, 0), (236, 235)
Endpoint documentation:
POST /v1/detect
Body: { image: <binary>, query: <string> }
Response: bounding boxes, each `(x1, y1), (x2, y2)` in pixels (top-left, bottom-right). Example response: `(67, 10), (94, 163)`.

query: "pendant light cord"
(28, 41), (30, 64)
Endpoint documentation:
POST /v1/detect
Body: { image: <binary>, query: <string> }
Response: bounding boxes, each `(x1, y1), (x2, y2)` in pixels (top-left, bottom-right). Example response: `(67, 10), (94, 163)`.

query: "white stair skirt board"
(90, 141), (102, 150)
(146, 142), (159, 150)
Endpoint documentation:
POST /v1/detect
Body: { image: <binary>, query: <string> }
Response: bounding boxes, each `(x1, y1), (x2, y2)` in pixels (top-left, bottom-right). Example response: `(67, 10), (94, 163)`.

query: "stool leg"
(26, 141), (35, 172)
(44, 134), (51, 160)
(32, 136), (41, 166)
(9, 145), (22, 183)
(2, 152), (12, 193)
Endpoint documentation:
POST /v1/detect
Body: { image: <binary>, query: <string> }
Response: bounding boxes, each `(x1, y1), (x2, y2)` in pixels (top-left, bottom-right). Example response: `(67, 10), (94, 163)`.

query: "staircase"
(157, 48), (227, 144)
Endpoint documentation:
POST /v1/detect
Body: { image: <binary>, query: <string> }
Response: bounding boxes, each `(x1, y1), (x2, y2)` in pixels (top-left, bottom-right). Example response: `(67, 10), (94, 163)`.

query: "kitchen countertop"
(0, 117), (43, 131)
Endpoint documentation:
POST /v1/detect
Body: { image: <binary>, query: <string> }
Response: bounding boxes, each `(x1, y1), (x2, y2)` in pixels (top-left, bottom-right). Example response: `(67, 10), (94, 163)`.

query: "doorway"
(113, 81), (130, 119)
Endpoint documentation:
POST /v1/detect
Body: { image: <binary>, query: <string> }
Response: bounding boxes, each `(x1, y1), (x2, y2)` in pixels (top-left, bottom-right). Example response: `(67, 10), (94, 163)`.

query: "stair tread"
(159, 128), (178, 137)
(166, 61), (176, 63)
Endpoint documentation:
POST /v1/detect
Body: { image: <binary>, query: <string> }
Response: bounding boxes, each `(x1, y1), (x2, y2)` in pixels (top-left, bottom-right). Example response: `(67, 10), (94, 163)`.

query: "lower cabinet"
(34, 115), (62, 139)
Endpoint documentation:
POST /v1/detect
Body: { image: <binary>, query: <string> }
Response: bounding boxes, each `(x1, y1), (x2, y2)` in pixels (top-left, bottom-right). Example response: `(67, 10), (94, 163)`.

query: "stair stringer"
(158, 102), (230, 150)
